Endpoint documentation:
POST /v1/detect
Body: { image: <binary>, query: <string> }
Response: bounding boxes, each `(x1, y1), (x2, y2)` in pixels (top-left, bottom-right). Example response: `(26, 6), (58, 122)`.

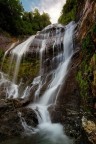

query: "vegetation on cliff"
(76, 32), (95, 112)
(58, 0), (77, 24)
(75, 0), (96, 117)
(58, 0), (96, 116)
(0, 53), (40, 85)
(0, 0), (51, 36)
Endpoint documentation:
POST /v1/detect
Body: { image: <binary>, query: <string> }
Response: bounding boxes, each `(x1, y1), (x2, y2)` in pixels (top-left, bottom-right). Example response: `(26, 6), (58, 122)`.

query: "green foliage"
(76, 63), (91, 93)
(18, 59), (40, 84)
(76, 32), (96, 111)
(82, 33), (95, 57)
(0, 0), (51, 35)
(58, 0), (77, 24)
(91, 24), (96, 36)
(76, 61), (92, 110)
(0, 0), (24, 35)
(40, 12), (51, 29)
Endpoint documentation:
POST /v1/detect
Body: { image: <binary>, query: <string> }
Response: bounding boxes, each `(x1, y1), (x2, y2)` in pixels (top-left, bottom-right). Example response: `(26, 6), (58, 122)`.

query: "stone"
(0, 98), (38, 142)
(82, 117), (96, 144)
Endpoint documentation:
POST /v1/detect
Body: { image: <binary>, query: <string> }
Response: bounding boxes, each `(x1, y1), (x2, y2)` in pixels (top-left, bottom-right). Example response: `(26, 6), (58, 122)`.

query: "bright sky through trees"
(21, 0), (66, 23)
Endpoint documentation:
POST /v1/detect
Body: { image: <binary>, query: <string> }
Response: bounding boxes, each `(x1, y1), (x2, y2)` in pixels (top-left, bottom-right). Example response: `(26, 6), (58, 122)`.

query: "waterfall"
(0, 36), (35, 98)
(38, 22), (75, 106)
(0, 22), (76, 143)
(1, 41), (18, 70)
(27, 22), (75, 144)
(11, 36), (35, 83)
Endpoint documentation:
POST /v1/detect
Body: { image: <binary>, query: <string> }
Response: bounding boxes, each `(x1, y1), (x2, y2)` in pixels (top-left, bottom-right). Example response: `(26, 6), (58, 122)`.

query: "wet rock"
(0, 110), (23, 141)
(0, 98), (38, 142)
(20, 108), (38, 127)
(0, 99), (9, 113)
(47, 46), (83, 141)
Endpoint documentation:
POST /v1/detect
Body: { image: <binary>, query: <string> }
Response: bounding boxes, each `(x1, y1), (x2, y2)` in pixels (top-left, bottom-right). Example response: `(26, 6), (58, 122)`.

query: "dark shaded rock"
(0, 98), (38, 143)
(0, 110), (23, 141)
(20, 108), (38, 127)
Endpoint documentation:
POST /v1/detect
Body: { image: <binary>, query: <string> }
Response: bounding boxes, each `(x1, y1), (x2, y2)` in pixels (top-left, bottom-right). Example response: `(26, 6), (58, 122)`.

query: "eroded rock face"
(0, 99), (38, 143)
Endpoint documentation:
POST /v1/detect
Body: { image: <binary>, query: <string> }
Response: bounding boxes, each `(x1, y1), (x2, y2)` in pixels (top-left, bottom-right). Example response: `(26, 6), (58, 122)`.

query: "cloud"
(31, 0), (66, 23)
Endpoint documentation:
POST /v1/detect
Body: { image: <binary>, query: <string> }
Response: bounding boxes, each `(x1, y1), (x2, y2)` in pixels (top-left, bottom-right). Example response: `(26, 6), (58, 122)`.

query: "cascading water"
(0, 22), (76, 144)
(28, 21), (75, 144)
(11, 36), (35, 83)
(1, 41), (18, 70)
(38, 22), (75, 106)
(0, 36), (35, 98)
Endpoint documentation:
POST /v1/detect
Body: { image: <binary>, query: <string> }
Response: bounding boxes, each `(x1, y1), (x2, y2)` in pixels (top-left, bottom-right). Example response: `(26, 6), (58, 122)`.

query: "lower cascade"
(0, 22), (76, 144)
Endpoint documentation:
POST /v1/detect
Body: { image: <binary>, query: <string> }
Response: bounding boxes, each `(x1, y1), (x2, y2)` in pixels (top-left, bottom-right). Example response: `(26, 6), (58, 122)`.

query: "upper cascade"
(28, 23), (65, 54)
(0, 21), (76, 101)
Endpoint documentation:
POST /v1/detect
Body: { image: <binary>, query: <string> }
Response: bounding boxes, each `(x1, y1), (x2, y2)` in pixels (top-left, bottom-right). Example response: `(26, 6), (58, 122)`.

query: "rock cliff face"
(50, 0), (96, 143)
(76, 0), (96, 115)
(58, 0), (96, 143)
(76, 0), (96, 143)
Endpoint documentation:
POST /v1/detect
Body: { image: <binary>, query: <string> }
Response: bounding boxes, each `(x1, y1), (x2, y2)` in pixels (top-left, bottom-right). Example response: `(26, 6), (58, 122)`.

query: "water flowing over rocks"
(0, 1), (96, 142)
(0, 22), (78, 144)
(48, 50), (82, 139)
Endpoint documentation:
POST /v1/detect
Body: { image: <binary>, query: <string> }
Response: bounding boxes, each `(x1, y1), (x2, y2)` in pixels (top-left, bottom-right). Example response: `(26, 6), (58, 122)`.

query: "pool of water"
(1, 123), (73, 144)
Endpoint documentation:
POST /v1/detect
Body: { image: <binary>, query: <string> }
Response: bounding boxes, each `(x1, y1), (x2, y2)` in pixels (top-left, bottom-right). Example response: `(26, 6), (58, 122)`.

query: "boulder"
(0, 99), (38, 142)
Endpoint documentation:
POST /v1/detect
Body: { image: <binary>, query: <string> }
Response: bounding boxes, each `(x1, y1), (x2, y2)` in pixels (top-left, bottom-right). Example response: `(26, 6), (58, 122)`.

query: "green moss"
(76, 32), (95, 111)
(76, 62), (92, 109)
(18, 58), (40, 84)
(82, 33), (95, 54)
(1, 55), (40, 84)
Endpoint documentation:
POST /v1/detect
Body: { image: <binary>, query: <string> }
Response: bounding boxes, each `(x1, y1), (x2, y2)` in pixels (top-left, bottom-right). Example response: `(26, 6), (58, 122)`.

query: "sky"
(20, 0), (66, 24)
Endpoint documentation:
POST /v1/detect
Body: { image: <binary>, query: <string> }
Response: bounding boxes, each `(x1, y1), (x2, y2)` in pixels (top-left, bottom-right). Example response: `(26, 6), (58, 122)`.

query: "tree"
(0, 1), (51, 35)
(0, 0), (24, 34)
(41, 12), (51, 29)
(58, 0), (77, 25)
